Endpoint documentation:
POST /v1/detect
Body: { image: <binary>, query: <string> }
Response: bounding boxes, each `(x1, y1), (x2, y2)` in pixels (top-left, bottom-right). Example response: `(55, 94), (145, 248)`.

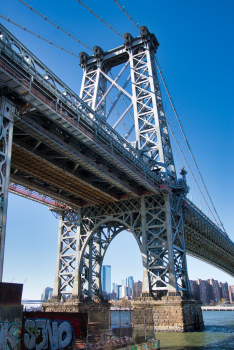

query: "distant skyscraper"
(101, 265), (111, 293)
(119, 286), (128, 298)
(121, 279), (126, 286)
(219, 282), (229, 302)
(229, 285), (234, 303)
(41, 287), (53, 301)
(112, 282), (116, 293)
(127, 276), (134, 295)
(116, 285), (121, 300)
(133, 281), (142, 299)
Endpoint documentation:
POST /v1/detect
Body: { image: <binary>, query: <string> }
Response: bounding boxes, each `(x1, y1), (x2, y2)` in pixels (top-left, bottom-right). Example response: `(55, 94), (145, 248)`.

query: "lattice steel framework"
(0, 97), (15, 281)
(79, 26), (176, 180)
(52, 191), (190, 298)
(128, 36), (176, 179)
(53, 26), (189, 299)
(52, 210), (81, 298)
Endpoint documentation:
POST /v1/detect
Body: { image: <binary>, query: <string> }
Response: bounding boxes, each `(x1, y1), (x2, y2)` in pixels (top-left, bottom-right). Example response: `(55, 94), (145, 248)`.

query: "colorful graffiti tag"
(0, 321), (21, 349)
(22, 312), (87, 350)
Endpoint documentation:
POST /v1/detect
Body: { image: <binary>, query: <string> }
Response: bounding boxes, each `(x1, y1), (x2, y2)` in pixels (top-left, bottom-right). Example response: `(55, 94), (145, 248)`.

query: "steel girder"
(0, 97), (15, 280)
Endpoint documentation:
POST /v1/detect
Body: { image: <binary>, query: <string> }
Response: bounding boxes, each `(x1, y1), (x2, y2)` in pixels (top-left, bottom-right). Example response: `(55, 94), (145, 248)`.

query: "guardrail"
(0, 23), (162, 188)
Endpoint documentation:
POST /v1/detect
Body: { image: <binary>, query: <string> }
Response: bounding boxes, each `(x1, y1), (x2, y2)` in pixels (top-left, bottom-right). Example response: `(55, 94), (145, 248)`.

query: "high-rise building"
(110, 292), (117, 300)
(197, 279), (210, 305)
(121, 279), (126, 286)
(229, 285), (234, 303)
(112, 282), (116, 293)
(116, 285), (121, 300)
(189, 279), (229, 305)
(208, 279), (221, 304)
(190, 280), (199, 296)
(41, 287), (53, 301)
(219, 282), (229, 302)
(133, 281), (142, 299)
(127, 276), (134, 296)
(101, 265), (111, 293)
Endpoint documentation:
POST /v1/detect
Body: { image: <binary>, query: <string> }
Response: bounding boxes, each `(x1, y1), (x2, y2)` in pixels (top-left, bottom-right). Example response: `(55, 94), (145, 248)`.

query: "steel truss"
(0, 97), (15, 280)
(52, 192), (190, 298)
(52, 210), (81, 298)
(71, 26), (189, 298)
(79, 26), (176, 180)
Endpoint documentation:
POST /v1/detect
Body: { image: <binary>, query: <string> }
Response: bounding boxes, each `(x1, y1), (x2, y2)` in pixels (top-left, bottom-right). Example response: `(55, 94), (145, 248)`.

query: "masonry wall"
(132, 296), (204, 333)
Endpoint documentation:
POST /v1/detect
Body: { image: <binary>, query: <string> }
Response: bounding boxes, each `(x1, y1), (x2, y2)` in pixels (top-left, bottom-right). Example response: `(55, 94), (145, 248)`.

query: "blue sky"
(1, 0), (234, 299)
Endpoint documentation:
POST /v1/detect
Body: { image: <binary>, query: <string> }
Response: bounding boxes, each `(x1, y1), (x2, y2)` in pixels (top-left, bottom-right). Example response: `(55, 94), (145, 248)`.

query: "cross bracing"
(0, 22), (232, 299)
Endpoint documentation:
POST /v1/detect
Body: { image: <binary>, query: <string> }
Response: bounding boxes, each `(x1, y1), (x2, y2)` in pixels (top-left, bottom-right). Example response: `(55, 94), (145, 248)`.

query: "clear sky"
(1, 0), (234, 299)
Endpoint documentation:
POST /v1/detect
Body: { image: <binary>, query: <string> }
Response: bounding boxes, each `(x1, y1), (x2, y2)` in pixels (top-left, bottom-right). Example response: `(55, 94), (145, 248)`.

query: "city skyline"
(1, 0), (234, 300)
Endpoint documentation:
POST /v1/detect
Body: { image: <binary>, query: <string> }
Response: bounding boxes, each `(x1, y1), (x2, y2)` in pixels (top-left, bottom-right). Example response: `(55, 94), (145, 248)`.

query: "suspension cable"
(155, 57), (225, 232)
(166, 113), (220, 227)
(76, 0), (124, 39)
(18, 0), (93, 51)
(4, 1), (224, 230)
(111, 0), (224, 230)
(0, 14), (81, 58)
(113, 0), (139, 29)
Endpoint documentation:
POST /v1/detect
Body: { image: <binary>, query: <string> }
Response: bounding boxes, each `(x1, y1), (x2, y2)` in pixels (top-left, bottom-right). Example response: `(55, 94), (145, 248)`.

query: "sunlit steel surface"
(0, 23), (232, 299)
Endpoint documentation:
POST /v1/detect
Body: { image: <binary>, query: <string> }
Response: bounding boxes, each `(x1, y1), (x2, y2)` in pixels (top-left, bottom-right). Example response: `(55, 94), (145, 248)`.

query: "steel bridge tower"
(51, 26), (191, 301)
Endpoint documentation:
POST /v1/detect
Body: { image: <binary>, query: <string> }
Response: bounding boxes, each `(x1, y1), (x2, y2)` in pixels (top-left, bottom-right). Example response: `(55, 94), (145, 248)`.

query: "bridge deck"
(1, 23), (233, 279)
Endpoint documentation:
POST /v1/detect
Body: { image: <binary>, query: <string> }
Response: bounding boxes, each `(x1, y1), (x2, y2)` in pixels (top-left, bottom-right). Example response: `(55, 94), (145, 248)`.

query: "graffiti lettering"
(23, 318), (73, 350)
(0, 321), (21, 349)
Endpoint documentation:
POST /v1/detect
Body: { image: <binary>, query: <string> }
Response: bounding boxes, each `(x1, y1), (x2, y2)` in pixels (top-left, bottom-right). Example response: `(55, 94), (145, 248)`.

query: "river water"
(110, 311), (234, 349)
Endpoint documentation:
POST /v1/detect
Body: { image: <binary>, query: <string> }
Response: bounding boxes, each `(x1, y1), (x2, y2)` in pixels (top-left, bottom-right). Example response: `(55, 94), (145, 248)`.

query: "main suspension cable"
(166, 112), (220, 227)
(0, 14), (80, 58)
(3, 1), (224, 230)
(111, 0), (224, 230)
(155, 57), (225, 232)
(113, 0), (139, 29)
(18, 0), (92, 51)
(76, 0), (124, 39)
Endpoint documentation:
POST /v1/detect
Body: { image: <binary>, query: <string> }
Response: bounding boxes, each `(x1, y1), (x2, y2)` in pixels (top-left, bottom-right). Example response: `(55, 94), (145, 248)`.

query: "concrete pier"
(42, 297), (111, 327)
(132, 295), (204, 332)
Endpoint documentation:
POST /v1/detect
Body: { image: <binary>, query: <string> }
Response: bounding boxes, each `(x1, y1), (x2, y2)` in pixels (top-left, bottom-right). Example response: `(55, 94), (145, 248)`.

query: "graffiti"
(0, 321), (21, 349)
(23, 318), (74, 350)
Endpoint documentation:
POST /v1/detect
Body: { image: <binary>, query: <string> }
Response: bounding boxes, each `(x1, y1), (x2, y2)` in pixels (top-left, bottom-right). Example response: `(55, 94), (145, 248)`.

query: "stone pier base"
(132, 295), (204, 332)
(42, 298), (111, 328)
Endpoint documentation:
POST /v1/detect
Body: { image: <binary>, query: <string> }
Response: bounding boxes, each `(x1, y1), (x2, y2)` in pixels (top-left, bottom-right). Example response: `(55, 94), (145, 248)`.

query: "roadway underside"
(183, 207), (234, 278)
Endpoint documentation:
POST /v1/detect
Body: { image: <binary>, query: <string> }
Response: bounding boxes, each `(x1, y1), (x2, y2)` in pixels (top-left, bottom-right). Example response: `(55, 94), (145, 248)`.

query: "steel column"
(52, 215), (63, 298)
(141, 196), (150, 293)
(0, 97), (15, 281)
(51, 210), (80, 298)
(72, 209), (81, 298)
(164, 194), (176, 291)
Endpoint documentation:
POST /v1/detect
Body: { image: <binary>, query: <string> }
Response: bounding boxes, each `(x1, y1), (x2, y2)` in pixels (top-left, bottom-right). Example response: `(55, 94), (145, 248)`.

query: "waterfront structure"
(101, 265), (111, 293)
(0, 22), (233, 331)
